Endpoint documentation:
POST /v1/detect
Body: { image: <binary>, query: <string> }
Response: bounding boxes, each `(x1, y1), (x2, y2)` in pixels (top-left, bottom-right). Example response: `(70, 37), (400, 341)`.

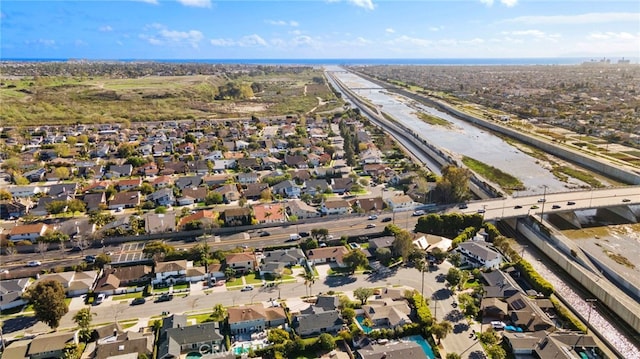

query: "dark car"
(514, 205), (522, 209)
(381, 217), (392, 222)
(155, 293), (173, 303)
(622, 198), (631, 203)
(131, 297), (146, 306)
(567, 201), (576, 205)
(458, 204), (468, 209)
(552, 205), (561, 209)
(259, 231), (271, 237)
(298, 231), (310, 238)
(84, 255), (96, 263)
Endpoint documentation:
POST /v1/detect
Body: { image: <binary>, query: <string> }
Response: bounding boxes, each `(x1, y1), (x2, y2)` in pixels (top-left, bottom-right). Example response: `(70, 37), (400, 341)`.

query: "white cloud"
(210, 34), (268, 47)
(385, 28), (395, 33)
(480, 0), (494, 6)
(387, 35), (432, 47)
(501, 29), (561, 42)
(99, 25), (113, 32)
(266, 19), (299, 27)
(26, 39), (56, 47)
(587, 32), (638, 40)
(327, 0), (375, 10)
(136, 0), (158, 4)
(500, 0), (518, 7)
(429, 26), (443, 32)
(141, 24), (204, 48)
(504, 12), (640, 25)
(177, 0), (211, 8)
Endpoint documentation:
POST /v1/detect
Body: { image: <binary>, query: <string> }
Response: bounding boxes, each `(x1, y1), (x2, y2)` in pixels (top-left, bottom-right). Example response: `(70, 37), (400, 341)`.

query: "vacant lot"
(0, 68), (338, 125)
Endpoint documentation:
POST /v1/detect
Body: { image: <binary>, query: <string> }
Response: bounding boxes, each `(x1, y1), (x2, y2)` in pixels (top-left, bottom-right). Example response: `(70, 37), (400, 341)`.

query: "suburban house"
(223, 207), (251, 226)
(286, 199), (320, 219)
(144, 212), (176, 234)
(0, 278), (31, 310)
(270, 180), (301, 199)
(506, 292), (556, 332)
(152, 175), (174, 189)
(503, 331), (600, 359)
(237, 172), (260, 185)
(153, 260), (190, 285)
(116, 178), (142, 191)
(306, 246), (349, 267)
(292, 306), (343, 337)
(480, 297), (510, 321)
(178, 210), (218, 229)
(456, 241), (502, 270)
(303, 179), (331, 196)
(108, 191), (141, 210)
(320, 199), (351, 215)
(481, 269), (524, 298)
(385, 194), (416, 211)
(252, 203), (286, 224)
(213, 184), (241, 202)
(24, 330), (79, 359)
(82, 192), (106, 212)
(356, 341), (428, 359)
(227, 303), (287, 335)
(93, 265), (152, 295)
(361, 297), (412, 329)
(175, 176), (203, 190)
(368, 236), (395, 251)
(106, 164), (133, 178)
(93, 330), (154, 359)
(34, 271), (98, 297)
(225, 252), (257, 274)
(242, 183), (270, 200)
(0, 200), (29, 220)
(181, 187), (208, 203)
(157, 315), (225, 359)
(8, 223), (50, 243)
(350, 197), (385, 212)
(260, 248), (306, 275)
(147, 188), (176, 207)
(330, 178), (354, 194)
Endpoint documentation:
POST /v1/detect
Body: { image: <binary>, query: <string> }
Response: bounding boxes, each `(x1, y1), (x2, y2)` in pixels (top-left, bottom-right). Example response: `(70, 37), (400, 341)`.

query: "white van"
(94, 293), (106, 305)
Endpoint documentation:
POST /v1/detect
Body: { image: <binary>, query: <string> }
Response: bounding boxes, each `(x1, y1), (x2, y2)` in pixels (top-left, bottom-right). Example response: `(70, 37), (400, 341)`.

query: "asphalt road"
(3, 262), (486, 359)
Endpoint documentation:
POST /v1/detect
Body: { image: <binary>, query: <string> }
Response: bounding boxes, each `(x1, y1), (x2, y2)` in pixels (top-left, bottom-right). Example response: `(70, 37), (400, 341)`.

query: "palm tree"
(211, 303), (227, 322)
(431, 320), (453, 345)
(414, 256), (427, 299)
(302, 270), (315, 297)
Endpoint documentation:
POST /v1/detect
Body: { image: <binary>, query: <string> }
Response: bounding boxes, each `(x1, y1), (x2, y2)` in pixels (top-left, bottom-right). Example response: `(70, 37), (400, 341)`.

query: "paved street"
(2, 262), (486, 359)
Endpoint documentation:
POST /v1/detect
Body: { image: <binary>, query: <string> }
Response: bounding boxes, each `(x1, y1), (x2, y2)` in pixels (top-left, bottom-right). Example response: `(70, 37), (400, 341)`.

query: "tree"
(25, 280), (69, 329)
(436, 165), (471, 203)
(318, 333), (336, 351)
(142, 240), (174, 259)
(54, 166), (71, 180)
(224, 267), (236, 280)
(67, 199), (86, 215)
(205, 192), (223, 205)
(117, 143), (136, 158)
(38, 230), (69, 244)
(88, 211), (115, 228)
(446, 353), (462, 359)
(155, 206), (167, 214)
(431, 320), (453, 344)
(139, 182), (155, 195)
(353, 287), (374, 305)
(431, 247), (447, 263)
(267, 328), (290, 344)
(414, 256), (427, 299)
(374, 247), (392, 263)
(0, 189), (12, 200)
(211, 303), (227, 322)
(46, 200), (68, 215)
(341, 307), (356, 322)
(343, 250), (368, 273)
(73, 307), (95, 342)
(446, 267), (462, 289)
(485, 345), (507, 359)
(311, 228), (329, 241)
(302, 270), (315, 296)
(94, 253), (112, 268)
(392, 230), (413, 260)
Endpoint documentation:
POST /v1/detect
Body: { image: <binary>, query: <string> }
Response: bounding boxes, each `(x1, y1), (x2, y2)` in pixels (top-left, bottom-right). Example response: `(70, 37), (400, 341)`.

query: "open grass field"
(0, 68), (337, 125)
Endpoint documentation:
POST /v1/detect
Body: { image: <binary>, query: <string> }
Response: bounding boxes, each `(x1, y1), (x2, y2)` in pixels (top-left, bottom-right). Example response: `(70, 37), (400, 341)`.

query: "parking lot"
(111, 243), (146, 264)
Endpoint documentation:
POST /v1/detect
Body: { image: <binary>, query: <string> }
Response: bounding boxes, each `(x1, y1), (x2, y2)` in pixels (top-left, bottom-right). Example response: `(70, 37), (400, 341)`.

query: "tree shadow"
(469, 350), (487, 359)
(324, 275), (357, 287)
(431, 288), (451, 301)
(2, 315), (39, 334)
(445, 310), (464, 322)
(453, 322), (469, 334)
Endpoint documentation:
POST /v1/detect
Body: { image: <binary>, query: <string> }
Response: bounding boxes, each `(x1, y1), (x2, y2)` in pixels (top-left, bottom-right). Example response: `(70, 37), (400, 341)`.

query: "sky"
(1, 0), (639, 60)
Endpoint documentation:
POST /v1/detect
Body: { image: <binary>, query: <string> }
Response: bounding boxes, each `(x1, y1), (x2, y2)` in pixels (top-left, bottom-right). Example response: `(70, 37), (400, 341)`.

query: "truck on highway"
(287, 233), (301, 242)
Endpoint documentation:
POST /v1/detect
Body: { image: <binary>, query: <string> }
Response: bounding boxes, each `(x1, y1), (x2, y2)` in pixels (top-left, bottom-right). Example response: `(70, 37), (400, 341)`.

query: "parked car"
(258, 231), (271, 237)
(622, 198), (631, 202)
(94, 293), (106, 305)
(567, 201), (576, 205)
(85, 255), (96, 263)
(537, 198), (546, 203)
(368, 215), (378, 220)
(552, 205), (561, 209)
(155, 293), (173, 302)
(26, 261), (41, 267)
(477, 209), (486, 214)
(130, 297), (146, 306)
(298, 231), (310, 238)
(348, 243), (361, 249)
(412, 210), (425, 216)
(381, 217), (392, 222)
(513, 205), (522, 209)
(366, 224), (376, 229)
(458, 203), (468, 209)
(241, 285), (254, 292)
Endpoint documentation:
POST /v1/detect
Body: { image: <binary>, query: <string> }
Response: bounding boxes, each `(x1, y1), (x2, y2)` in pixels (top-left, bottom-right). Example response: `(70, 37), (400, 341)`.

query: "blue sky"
(1, 0), (639, 59)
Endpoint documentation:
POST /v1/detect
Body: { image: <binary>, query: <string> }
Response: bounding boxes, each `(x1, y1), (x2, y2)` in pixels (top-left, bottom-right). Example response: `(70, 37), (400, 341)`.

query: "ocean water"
(2, 57), (627, 66)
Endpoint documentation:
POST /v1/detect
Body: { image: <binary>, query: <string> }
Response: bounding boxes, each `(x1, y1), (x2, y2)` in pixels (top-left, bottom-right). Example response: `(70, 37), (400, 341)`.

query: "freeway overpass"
(450, 185), (640, 221)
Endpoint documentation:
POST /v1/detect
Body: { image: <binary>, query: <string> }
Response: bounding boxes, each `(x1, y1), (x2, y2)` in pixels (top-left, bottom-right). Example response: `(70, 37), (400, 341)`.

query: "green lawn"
(112, 292), (144, 301)
(23, 298), (72, 313)
(244, 273), (264, 285)
(188, 313), (215, 323)
(226, 277), (244, 287)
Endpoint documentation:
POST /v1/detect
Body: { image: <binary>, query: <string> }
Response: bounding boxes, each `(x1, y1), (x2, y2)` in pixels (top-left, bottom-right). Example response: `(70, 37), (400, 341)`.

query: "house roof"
(358, 341), (428, 359)
(9, 223), (48, 236)
(155, 260), (188, 273)
(178, 210), (218, 227)
(225, 252), (256, 264)
(323, 199), (350, 209)
(224, 207), (250, 217)
(28, 330), (77, 355)
(293, 309), (342, 334)
(263, 248), (306, 264)
(95, 265), (151, 290)
(369, 236), (395, 249)
(458, 241), (501, 262)
(95, 336), (153, 359)
(253, 203), (285, 222)
(109, 191), (140, 206)
(306, 246), (349, 264)
(227, 303), (286, 324)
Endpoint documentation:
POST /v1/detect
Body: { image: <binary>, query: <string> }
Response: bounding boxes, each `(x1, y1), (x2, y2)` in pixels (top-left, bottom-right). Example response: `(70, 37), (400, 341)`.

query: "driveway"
(314, 263), (333, 278)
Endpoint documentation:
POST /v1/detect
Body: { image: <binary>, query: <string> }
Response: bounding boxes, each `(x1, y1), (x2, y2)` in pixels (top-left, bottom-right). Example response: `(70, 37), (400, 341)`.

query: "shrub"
(515, 260), (554, 296)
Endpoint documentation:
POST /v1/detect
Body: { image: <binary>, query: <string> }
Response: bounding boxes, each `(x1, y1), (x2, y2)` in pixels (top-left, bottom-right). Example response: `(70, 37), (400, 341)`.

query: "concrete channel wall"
(514, 219), (640, 335)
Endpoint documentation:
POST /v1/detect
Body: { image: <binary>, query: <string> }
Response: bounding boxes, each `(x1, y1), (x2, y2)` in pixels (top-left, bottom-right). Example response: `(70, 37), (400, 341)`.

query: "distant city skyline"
(1, 0), (639, 60)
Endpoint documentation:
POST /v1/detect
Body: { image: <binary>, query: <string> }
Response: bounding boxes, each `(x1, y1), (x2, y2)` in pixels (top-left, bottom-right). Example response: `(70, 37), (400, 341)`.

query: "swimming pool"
(356, 315), (373, 334)
(405, 335), (436, 359)
(185, 352), (202, 359)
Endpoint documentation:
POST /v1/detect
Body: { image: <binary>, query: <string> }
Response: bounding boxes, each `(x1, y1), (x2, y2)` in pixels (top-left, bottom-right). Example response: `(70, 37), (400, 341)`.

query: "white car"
(368, 215), (378, 220)
(26, 261), (42, 267)
(241, 285), (254, 292)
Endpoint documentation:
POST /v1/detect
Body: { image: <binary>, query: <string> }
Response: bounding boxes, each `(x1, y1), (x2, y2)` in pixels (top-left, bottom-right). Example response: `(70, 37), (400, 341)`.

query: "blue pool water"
(186, 352), (202, 359)
(405, 335), (436, 359)
(356, 315), (373, 334)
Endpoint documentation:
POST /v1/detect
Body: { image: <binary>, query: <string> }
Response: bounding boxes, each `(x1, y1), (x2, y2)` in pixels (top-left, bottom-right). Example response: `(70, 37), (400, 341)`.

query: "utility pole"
(539, 185), (548, 222)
